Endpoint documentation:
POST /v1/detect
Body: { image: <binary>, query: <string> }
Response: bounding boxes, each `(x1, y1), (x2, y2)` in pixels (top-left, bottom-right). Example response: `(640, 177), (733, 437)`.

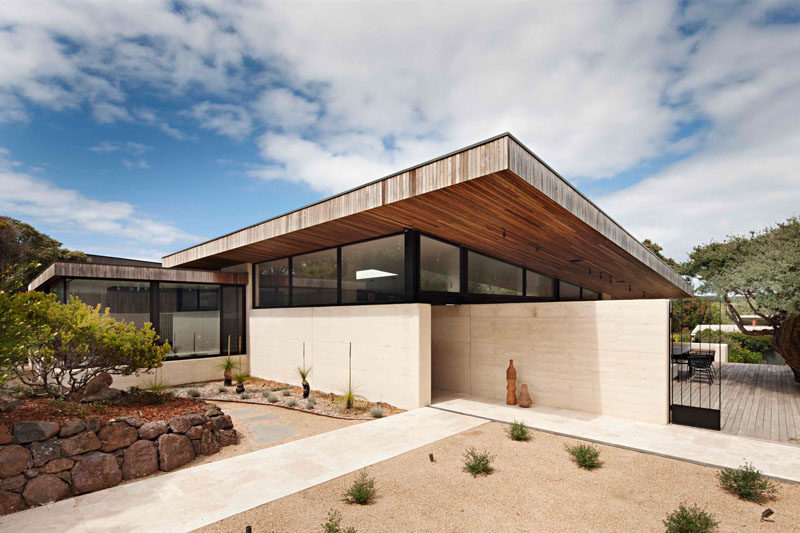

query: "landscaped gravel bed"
(168, 379), (403, 420)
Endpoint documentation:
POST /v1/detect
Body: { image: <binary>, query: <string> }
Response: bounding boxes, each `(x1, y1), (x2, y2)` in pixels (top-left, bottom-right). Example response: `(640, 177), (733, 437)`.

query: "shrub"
(463, 447), (494, 477)
(218, 386), (228, 393)
(663, 503), (719, 533)
(322, 509), (356, 533)
(306, 396), (317, 406)
(370, 406), (384, 418)
(506, 420), (530, 441)
(282, 389), (292, 397)
(342, 470), (376, 505)
(267, 393), (279, 403)
(0, 292), (169, 398)
(261, 388), (270, 397)
(270, 386), (284, 391)
(240, 392), (251, 399)
(297, 365), (312, 381)
(566, 443), (602, 470)
(728, 345), (762, 364)
(187, 388), (200, 398)
(233, 372), (250, 386)
(286, 398), (298, 407)
(718, 463), (777, 503)
(306, 400), (316, 409)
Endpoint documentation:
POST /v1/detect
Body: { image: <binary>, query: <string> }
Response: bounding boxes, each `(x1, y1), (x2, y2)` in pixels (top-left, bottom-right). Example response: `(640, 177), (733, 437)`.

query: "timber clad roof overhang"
(28, 261), (248, 292)
(163, 133), (692, 299)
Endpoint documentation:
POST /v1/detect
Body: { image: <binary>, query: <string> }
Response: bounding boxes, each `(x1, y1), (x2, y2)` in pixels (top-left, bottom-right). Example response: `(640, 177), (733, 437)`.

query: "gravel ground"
(170, 379), (402, 420)
(198, 422), (800, 533)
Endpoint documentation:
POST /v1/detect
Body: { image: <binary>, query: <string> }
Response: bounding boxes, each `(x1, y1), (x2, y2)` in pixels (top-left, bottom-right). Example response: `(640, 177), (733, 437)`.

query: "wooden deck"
(671, 363), (800, 444)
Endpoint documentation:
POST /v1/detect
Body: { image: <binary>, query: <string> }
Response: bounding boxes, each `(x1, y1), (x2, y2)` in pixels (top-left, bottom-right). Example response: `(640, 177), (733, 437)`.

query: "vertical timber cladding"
(431, 299), (671, 424)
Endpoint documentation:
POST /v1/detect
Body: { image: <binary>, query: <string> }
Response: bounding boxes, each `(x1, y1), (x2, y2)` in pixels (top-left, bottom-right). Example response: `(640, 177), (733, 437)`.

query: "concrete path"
(0, 408), (483, 533)
(432, 393), (800, 483)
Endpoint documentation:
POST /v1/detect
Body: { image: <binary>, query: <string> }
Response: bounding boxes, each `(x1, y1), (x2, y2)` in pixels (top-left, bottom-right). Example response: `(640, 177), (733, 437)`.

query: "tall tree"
(0, 216), (86, 294)
(642, 239), (680, 271)
(682, 217), (800, 381)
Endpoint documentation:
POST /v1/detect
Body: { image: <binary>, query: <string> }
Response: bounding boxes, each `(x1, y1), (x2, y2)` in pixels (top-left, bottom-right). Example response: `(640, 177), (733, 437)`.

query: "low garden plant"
(240, 392), (250, 399)
(306, 399), (315, 409)
(370, 406), (384, 418)
(218, 386), (228, 393)
(261, 388), (270, 397)
(282, 389), (292, 397)
(286, 398), (298, 407)
(506, 420), (530, 441)
(718, 463), (777, 503)
(463, 447), (494, 477)
(342, 470), (376, 505)
(322, 509), (356, 533)
(187, 388), (200, 398)
(663, 503), (719, 533)
(566, 443), (602, 470)
(267, 393), (279, 403)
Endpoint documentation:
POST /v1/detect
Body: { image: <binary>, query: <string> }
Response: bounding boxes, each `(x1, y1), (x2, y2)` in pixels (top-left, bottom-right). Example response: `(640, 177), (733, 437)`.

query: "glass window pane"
(341, 235), (405, 303)
(292, 248), (337, 306)
(256, 258), (289, 307)
(526, 270), (553, 298)
(221, 286), (244, 355)
(420, 236), (460, 293)
(559, 280), (581, 300)
(582, 288), (599, 300)
(467, 252), (522, 295)
(160, 283), (219, 357)
(66, 279), (150, 328)
(45, 280), (65, 303)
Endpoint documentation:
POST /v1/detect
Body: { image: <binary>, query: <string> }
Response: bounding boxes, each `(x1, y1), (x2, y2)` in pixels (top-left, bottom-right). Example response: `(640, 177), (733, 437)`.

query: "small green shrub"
(286, 398), (298, 407)
(322, 509), (356, 533)
(218, 386), (228, 393)
(306, 400), (316, 409)
(267, 393), (279, 403)
(463, 447), (494, 477)
(663, 503), (719, 533)
(370, 406), (384, 418)
(282, 389), (292, 397)
(306, 396), (317, 406)
(566, 443), (602, 470)
(718, 463), (777, 503)
(728, 345), (762, 364)
(187, 388), (200, 398)
(261, 388), (270, 397)
(240, 392), (250, 399)
(342, 470), (376, 505)
(506, 420), (530, 441)
(270, 386), (284, 391)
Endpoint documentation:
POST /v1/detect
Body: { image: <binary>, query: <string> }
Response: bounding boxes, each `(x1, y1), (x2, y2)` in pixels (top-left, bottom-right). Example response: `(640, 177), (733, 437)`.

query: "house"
(28, 133), (691, 424)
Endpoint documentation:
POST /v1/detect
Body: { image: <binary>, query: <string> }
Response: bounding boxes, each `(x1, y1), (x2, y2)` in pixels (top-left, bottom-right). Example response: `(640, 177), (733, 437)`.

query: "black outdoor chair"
(688, 354), (715, 384)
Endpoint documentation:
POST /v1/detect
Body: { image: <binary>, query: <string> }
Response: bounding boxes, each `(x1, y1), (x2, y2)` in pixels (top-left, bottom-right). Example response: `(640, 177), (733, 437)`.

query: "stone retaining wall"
(0, 402), (238, 515)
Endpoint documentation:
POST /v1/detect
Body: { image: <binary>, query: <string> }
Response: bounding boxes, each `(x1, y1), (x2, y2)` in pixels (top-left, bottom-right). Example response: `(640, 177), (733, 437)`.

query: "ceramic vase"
(518, 384), (532, 408)
(506, 359), (517, 405)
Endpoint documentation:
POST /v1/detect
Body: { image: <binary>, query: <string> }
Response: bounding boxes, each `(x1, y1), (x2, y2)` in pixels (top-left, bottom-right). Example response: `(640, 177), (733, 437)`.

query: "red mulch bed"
(0, 394), (207, 427)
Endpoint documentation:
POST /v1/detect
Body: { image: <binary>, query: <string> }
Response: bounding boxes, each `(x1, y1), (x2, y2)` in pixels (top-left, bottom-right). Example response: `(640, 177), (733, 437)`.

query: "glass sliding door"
(221, 285), (245, 355)
(159, 283), (220, 358)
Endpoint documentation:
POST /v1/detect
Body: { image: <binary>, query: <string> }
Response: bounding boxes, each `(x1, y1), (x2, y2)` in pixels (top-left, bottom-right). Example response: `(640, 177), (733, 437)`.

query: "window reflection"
(341, 235), (405, 303)
(467, 252), (523, 295)
(292, 248), (337, 306)
(420, 236), (460, 292)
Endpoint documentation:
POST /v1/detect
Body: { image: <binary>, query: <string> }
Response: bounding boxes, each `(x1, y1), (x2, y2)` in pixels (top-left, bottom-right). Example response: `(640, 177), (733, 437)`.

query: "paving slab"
(0, 407), (483, 532)
(240, 413), (279, 423)
(248, 423), (296, 444)
(431, 392), (800, 483)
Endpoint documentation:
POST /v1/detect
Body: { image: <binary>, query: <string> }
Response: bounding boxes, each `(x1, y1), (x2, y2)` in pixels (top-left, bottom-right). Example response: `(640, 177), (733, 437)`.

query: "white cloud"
(89, 141), (152, 155)
(122, 158), (150, 170)
(252, 88), (320, 131)
(187, 102), (252, 139)
(91, 102), (131, 124)
(0, 148), (198, 247)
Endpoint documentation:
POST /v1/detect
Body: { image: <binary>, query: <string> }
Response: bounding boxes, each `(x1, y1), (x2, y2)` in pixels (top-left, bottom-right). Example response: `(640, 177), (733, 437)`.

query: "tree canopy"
(0, 216), (86, 295)
(642, 238), (681, 271)
(682, 217), (800, 380)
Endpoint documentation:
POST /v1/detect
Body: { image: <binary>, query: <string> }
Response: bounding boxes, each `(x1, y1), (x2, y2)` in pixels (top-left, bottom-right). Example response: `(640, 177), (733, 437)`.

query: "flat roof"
(163, 133), (691, 298)
(28, 261), (248, 292)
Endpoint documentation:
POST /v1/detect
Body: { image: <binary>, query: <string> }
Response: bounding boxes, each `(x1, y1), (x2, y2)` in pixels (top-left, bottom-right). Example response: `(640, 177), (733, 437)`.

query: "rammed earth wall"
(0, 402), (238, 515)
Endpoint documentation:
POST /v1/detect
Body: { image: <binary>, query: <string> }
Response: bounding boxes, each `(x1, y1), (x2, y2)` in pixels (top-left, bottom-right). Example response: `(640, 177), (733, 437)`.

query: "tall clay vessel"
(506, 359), (517, 405)
(518, 384), (532, 408)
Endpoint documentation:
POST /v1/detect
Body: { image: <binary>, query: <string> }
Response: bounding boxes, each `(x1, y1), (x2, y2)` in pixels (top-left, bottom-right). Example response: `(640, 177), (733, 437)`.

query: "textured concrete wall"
(431, 300), (670, 424)
(112, 354), (249, 389)
(249, 304), (431, 410)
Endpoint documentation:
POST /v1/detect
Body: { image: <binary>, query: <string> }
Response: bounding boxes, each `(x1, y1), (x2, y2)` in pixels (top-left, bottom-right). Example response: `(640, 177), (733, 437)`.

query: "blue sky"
(1, 1), (798, 262)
